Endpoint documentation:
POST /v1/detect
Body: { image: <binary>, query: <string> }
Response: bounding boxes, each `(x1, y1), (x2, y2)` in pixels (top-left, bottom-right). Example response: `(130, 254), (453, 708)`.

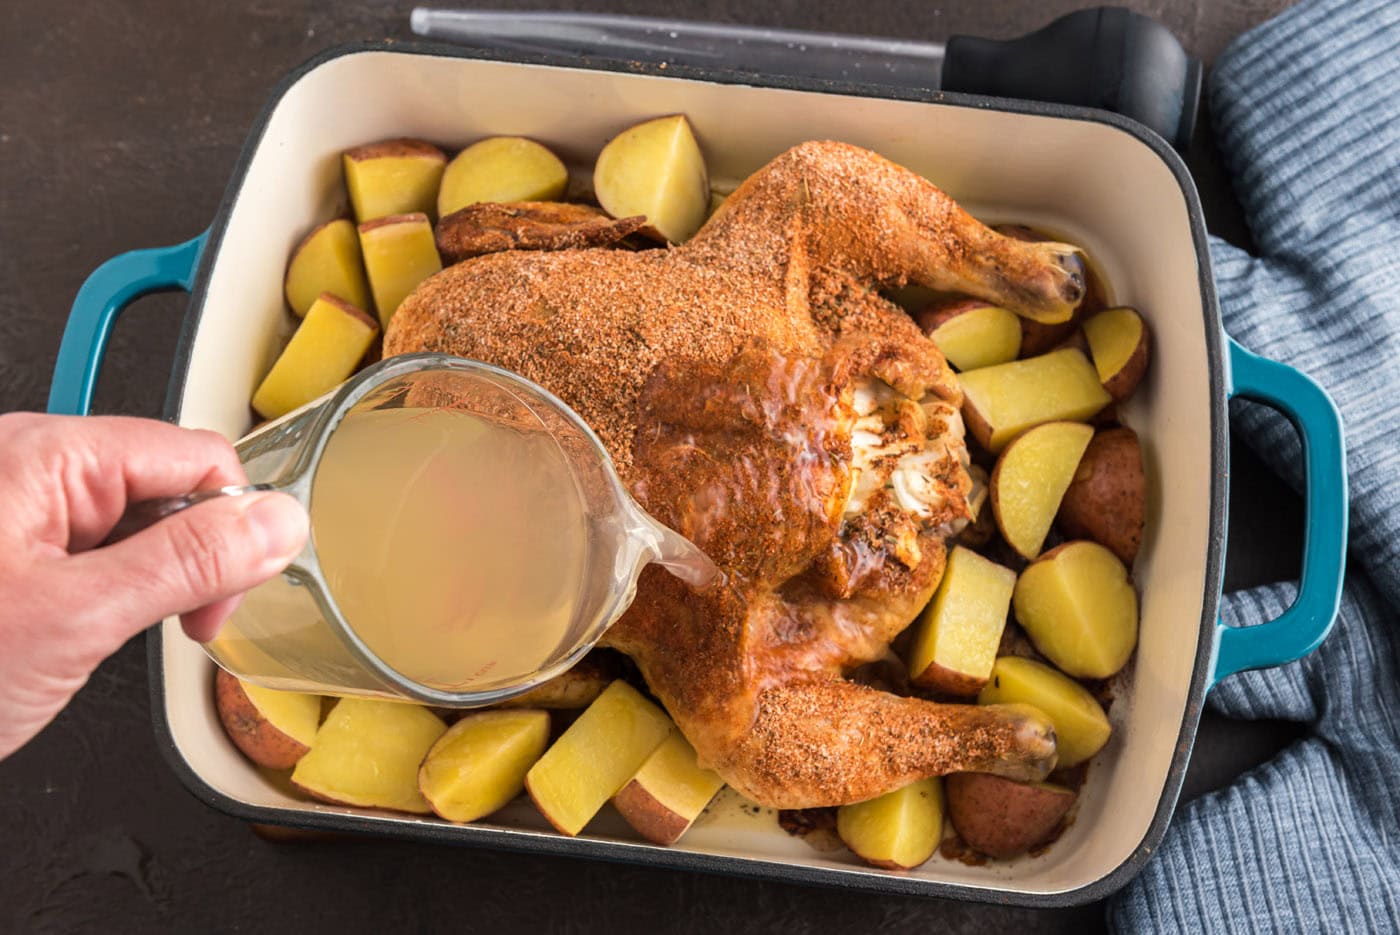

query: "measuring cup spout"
(630, 512), (721, 589)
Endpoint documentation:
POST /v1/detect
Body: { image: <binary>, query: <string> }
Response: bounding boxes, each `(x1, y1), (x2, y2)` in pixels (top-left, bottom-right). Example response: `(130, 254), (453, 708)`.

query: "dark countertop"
(0, 2), (1303, 932)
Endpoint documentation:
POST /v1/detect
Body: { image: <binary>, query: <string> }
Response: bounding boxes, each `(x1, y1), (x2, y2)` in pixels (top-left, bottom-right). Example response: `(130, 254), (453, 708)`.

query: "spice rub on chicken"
(385, 141), (1083, 808)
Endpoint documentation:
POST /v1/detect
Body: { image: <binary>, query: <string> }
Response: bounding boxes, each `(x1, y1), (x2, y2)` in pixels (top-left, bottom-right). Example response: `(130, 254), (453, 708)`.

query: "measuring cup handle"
(104, 484), (277, 545)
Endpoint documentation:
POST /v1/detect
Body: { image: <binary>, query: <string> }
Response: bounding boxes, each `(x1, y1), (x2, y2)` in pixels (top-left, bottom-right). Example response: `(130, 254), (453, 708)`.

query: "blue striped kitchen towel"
(1107, 0), (1400, 931)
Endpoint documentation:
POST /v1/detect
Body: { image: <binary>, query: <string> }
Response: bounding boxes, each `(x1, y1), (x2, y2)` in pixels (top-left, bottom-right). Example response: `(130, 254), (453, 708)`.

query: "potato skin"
(1101, 325), (1150, 401)
(1057, 427), (1145, 565)
(946, 773), (1075, 859)
(913, 296), (996, 333)
(343, 138), (445, 163)
(214, 668), (309, 770)
(1019, 316), (1080, 358)
(613, 779), (690, 845)
(909, 659), (989, 697)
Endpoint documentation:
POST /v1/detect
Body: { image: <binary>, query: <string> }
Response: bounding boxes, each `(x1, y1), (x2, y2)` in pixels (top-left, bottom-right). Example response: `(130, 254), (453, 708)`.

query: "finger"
(6, 414), (248, 552)
(64, 490), (308, 654)
(180, 594), (245, 643)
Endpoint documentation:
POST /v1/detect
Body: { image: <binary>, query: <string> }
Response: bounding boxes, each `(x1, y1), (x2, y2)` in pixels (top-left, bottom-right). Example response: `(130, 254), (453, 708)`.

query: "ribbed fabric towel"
(1107, 0), (1400, 931)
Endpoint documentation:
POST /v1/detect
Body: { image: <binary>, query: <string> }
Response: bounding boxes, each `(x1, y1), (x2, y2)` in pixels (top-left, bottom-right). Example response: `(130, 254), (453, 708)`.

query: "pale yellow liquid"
(310, 405), (589, 691)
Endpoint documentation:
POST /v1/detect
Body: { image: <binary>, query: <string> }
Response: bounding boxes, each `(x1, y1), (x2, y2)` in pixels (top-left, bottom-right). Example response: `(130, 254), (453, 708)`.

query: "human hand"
(0, 413), (308, 760)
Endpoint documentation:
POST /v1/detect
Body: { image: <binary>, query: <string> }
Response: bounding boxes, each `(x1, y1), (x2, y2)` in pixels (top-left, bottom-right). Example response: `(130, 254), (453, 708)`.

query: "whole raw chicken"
(386, 141), (1083, 808)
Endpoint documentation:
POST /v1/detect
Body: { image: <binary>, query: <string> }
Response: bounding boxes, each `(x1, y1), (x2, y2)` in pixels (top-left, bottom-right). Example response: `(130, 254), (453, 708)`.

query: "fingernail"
(243, 492), (309, 560)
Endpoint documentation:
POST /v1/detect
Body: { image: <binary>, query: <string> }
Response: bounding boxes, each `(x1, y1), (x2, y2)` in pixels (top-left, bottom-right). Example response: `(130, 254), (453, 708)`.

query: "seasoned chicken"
(385, 141), (1082, 808)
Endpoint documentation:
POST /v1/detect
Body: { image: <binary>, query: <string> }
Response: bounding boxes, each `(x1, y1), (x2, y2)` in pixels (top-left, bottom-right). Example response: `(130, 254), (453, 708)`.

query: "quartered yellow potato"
(990, 421), (1094, 560)
(251, 293), (378, 420)
(525, 680), (673, 836)
(1013, 541), (1139, 679)
(978, 656), (1111, 768)
(906, 546), (1016, 696)
(1082, 306), (1150, 400)
(358, 212), (442, 328)
(613, 730), (725, 845)
(918, 299), (1023, 371)
(593, 115), (710, 243)
(343, 138), (447, 222)
(214, 668), (321, 769)
(836, 777), (945, 870)
(959, 348), (1112, 452)
(283, 218), (372, 318)
(419, 709), (551, 823)
(437, 136), (569, 218)
(291, 699), (447, 814)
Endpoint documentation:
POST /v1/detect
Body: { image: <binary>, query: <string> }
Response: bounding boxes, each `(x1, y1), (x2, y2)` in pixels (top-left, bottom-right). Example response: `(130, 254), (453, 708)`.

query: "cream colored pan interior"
(160, 50), (1211, 898)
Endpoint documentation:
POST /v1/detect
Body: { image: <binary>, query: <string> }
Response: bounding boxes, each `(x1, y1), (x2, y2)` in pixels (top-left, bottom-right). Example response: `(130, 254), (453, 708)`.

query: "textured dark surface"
(0, 2), (1301, 933)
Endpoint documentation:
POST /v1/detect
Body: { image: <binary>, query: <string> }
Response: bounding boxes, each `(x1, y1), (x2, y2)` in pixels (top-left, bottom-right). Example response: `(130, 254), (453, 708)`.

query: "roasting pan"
(46, 42), (1347, 906)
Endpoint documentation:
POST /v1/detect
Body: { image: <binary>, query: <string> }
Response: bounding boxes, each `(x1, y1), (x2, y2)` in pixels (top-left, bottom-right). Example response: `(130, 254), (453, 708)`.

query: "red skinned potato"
(946, 772), (1076, 859)
(1019, 317), (1081, 358)
(915, 298), (1023, 371)
(1014, 541), (1139, 679)
(613, 731), (725, 845)
(1057, 427), (1146, 565)
(990, 421), (1094, 560)
(958, 348), (1112, 453)
(1083, 307), (1151, 400)
(215, 668), (321, 769)
(837, 777), (945, 869)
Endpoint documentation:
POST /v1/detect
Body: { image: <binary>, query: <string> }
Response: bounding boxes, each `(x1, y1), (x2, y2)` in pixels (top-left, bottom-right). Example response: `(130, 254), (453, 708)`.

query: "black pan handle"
(942, 6), (1202, 151)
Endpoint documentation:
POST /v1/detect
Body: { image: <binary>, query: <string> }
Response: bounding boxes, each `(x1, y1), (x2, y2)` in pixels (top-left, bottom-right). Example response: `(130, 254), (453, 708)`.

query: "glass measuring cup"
(161, 353), (716, 707)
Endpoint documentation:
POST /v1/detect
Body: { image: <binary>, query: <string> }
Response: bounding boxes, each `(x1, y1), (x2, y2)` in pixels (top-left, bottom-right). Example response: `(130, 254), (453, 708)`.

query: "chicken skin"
(385, 141), (1082, 808)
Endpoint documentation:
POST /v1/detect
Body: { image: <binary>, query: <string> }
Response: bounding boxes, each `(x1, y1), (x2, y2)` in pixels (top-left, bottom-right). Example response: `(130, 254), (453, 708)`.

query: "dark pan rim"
(151, 38), (1228, 910)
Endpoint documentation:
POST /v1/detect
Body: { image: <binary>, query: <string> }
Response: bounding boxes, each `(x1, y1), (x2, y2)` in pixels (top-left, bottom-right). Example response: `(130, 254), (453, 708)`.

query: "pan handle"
(47, 232), (208, 416)
(1210, 337), (1348, 686)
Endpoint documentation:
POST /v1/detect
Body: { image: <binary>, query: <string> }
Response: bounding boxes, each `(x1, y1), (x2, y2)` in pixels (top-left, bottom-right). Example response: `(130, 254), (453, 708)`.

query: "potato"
(990, 421), (1095, 560)
(958, 348), (1112, 452)
(978, 656), (1111, 768)
(251, 293), (378, 420)
(290, 699), (447, 813)
(283, 218), (372, 318)
(525, 680), (673, 836)
(1083, 306), (1150, 400)
(945, 773), (1075, 859)
(906, 546), (1016, 696)
(437, 136), (569, 218)
(493, 654), (616, 710)
(1058, 427), (1145, 565)
(357, 212), (442, 328)
(214, 668), (321, 769)
(836, 777), (944, 870)
(435, 201), (646, 264)
(916, 298), (1023, 371)
(593, 114), (710, 244)
(613, 730), (725, 845)
(1019, 316), (1082, 358)
(418, 709), (550, 823)
(1014, 541), (1139, 679)
(343, 138), (447, 223)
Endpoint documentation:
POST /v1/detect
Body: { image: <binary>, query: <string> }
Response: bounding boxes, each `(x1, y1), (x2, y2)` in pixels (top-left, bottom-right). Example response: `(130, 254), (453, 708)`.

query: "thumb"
(70, 490), (308, 653)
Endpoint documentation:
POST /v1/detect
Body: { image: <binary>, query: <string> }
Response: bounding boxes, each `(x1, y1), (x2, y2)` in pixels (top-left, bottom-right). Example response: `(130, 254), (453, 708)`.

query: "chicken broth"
(310, 405), (590, 691)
